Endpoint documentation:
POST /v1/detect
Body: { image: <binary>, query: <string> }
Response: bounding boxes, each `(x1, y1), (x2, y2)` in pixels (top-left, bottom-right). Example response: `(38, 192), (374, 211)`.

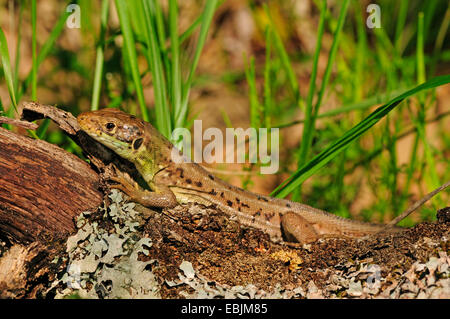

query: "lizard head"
(77, 108), (147, 161)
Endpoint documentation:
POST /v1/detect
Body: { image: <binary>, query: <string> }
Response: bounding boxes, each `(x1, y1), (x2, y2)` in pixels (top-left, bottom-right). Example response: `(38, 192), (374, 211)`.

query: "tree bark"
(0, 126), (103, 243)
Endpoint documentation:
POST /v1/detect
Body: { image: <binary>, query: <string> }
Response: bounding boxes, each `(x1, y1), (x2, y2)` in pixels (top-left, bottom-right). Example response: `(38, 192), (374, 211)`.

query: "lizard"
(77, 108), (413, 244)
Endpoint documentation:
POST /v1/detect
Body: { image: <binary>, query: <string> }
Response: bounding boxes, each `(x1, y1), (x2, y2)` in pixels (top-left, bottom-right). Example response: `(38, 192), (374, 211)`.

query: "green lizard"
(78, 108), (407, 244)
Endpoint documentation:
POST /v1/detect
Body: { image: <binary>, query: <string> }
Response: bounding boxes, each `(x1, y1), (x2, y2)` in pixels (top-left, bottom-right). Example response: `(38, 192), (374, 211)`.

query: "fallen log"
(0, 103), (103, 244)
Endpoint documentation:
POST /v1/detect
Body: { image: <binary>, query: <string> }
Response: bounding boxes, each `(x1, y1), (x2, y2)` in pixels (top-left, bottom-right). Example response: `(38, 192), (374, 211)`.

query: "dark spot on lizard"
(227, 200), (233, 207)
(257, 195), (269, 202)
(241, 202), (250, 208)
(195, 181), (202, 187)
(208, 174), (214, 180)
(220, 192), (224, 198)
(176, 168), (184, 178)
(264, 212), (275, 221)
(209, 189), (217, 195)
(235, 198), (240, 204)
(186, 178), (192, 184)
(286, 203), (291, 208)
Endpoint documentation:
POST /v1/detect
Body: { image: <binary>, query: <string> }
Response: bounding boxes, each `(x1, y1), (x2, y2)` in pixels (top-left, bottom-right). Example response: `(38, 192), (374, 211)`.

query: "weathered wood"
(21, 101), (136, 175)
(21, 101), (79, 135)
(0, 126), (103, 243)
(0, 117), (38, 130)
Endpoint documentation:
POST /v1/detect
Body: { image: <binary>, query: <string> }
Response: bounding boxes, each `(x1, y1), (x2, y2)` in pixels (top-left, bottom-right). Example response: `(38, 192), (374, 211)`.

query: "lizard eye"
(133, 138), (143, 150)
(105, 122), (115, 131)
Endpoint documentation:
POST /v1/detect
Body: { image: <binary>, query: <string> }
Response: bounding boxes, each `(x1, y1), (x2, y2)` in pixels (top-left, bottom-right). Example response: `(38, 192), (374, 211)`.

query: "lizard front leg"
(107, 168), (177, 208)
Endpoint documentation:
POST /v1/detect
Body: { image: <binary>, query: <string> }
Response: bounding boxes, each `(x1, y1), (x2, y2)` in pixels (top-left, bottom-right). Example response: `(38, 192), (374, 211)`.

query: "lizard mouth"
(77, 113), (132, 157)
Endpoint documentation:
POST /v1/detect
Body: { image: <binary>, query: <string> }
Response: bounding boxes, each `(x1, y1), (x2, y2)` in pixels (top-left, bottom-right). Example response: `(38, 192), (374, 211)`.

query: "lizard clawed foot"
(104, 164), (138, 191)
(102, 164), (142, 200)
(104, 164), (178, 209)
(108, 177), (139, 197)
(108, 174), (140, 193)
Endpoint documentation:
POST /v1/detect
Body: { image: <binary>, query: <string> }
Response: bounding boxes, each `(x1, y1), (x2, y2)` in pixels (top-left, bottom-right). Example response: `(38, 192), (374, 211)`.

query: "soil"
(134, 202), (449, 298)
(1, 197), (448, 299)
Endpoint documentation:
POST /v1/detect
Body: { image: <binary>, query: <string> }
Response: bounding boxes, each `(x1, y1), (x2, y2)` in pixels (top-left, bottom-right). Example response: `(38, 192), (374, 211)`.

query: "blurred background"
(0, 0), (449, 225)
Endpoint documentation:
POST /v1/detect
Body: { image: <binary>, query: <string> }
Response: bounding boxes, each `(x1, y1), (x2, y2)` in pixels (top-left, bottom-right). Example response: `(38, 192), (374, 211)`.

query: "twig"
(387, 180), (450, 227)
(0, 116), (38, 130)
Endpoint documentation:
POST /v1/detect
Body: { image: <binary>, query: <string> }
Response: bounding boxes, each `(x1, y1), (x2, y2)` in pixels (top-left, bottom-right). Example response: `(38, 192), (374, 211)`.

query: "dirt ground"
(2, 193), (447, 299)
(142, 203), (450, 298)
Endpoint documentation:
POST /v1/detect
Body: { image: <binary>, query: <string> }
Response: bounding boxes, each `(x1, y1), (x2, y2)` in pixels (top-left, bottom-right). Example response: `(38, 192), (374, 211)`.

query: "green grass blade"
(434, 3), (450, 53)
(0, 25), (38, 137)
(417, 13), (426, 87)
(394, 0), (408, 54)
(31, 0), (37, 101)
(185, 0), (218, 86)
(152, 0), (167, 49)
(91, 0), (110, 110)
(276, 86), (412, 128)
(354, 1), (368, 102)
(271, 75), (450, 198)
(169, 0), (182, 128)
(13, 1), (24, 98)
(305, 0), (326, 116)
(415, 12), (441, 205)
(151, 0), (171, 87)
(0, 28), (18, 111)
(293, 0), (348, 200)
(0, 99), (12, 130)
(430, 3), (450, 76)
(178, 0), (218, 128)
(179, 15), (202, 44)
(263, 26), (273, 129)
(18, 8), (70, 101)
(115, 0), (149, 121)
(36, 118), (51, 139)
(244, 55), (261, 129)
(423, 0), (438, 40)
(141, 0), (171, 137)
(127, 0), (146, 38)
(263, 3), (299, 103)
(0, 98), (5, 129)
(296, 0), (327, 161)
(35, 11), (69, 67)
(313, 0), (349, 118)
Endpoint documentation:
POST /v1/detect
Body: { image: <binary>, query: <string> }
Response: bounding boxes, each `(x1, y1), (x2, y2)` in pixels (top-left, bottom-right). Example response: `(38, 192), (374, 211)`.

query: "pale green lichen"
(52, 189), (160, 299)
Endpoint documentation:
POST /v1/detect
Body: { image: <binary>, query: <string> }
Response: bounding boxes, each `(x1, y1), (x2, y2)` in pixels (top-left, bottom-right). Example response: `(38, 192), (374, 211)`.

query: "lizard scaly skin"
(77, 108), (404, 243)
